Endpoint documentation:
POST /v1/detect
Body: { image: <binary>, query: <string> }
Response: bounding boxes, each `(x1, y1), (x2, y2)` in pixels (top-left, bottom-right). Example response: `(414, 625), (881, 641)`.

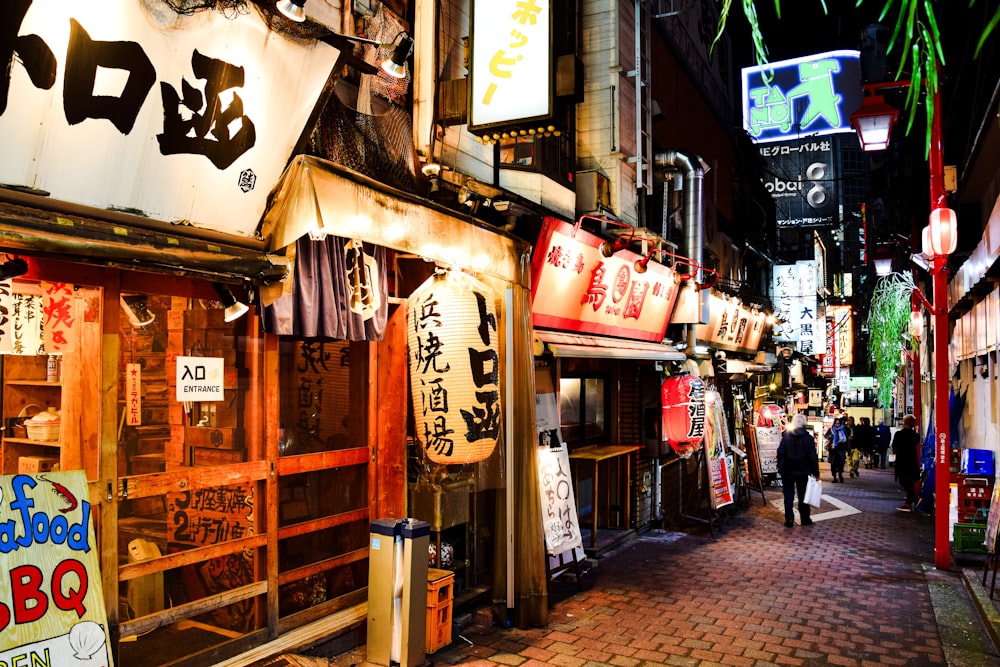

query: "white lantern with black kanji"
(407, 270), (501, 464)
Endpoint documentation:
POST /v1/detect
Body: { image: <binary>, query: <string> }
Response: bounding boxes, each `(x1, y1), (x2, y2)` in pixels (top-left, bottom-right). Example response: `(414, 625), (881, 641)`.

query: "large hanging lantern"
(927, 208), (958, 256)
(661, 374), (705, 458)
(408, 270), (501, 464)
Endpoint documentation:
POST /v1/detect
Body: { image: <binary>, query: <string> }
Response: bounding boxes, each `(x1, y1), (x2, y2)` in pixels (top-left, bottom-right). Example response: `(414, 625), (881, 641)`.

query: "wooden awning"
(0, 189), (288, 282)
(258, 155), (531, 288)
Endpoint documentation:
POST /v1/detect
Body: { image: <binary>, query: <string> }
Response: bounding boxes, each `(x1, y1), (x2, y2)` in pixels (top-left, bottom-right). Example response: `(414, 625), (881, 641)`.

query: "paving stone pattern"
(335, 464), (957, 666)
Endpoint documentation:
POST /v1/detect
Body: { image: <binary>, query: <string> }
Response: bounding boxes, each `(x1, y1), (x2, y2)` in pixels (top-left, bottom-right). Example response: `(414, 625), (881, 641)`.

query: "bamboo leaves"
(868, 273), (917, 410)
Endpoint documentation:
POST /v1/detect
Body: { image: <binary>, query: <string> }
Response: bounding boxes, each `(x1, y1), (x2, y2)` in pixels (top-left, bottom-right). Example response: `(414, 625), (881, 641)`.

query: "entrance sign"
(176, 356), (224, 401)
(0, 471), (114, 666)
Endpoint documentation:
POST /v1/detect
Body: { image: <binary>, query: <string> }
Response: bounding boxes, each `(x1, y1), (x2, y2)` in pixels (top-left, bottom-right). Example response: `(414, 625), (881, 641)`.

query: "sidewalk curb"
(962, 566), (1000, 654)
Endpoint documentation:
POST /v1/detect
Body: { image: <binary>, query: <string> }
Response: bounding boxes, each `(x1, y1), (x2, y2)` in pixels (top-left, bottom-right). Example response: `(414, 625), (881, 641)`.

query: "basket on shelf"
(10, 404), (40, 439)
(24, 406), (60, 442)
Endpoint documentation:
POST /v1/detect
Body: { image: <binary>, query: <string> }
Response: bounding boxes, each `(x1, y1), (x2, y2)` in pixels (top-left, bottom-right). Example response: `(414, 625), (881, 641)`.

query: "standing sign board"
(535, 377), (582, 559)
(0, 471), (113, 666)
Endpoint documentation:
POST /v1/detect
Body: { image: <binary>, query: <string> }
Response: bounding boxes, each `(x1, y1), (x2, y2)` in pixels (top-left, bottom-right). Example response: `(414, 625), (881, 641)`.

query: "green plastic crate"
(954, 522), (988, 553)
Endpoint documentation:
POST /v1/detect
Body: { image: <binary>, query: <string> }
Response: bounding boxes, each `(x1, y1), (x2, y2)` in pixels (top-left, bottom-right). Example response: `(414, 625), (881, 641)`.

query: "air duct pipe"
(654, 150), (709, 353)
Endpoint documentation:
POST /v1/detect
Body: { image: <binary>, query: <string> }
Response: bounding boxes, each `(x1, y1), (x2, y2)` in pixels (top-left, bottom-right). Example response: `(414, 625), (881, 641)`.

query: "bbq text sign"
(0, 471), (114, 666)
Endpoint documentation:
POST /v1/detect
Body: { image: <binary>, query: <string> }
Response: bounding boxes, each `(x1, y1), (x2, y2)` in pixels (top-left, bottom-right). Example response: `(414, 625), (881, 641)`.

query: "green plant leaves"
(867, 273), (917, 410)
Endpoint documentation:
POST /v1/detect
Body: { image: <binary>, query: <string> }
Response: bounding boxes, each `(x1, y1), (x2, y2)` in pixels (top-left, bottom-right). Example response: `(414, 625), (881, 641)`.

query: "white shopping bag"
(804, 477), (822, 508)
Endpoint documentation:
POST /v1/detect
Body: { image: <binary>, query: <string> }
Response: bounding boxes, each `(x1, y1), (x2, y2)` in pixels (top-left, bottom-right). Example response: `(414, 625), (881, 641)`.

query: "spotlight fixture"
(0, 257), (28, 281)
(213, 283), (250, 323)
(422, 162), (441, 194)
(381, 33), (414, 78)
(276, 0), (306, 22)
(120, 294), (155, 328)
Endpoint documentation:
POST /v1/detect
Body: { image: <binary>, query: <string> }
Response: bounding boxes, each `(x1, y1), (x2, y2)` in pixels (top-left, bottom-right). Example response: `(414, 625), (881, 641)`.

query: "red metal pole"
(928, 83), (950, 571)
(911, 293), (922, 429)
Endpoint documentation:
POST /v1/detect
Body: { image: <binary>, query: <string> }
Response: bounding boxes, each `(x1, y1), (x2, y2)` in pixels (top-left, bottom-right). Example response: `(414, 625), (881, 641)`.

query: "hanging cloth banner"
(407, 270), (501, 465)
(704, 390), (735, 508)
(261, 235), (388, 341)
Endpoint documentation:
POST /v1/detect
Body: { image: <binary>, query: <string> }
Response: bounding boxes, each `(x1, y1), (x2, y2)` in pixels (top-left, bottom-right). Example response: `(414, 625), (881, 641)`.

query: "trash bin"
(367, 518), (430, 667)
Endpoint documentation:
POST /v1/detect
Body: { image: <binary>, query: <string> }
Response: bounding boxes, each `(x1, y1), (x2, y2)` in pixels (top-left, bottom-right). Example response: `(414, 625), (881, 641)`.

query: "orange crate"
(427, 568), (454, 606)
(425, 600), (453, 653)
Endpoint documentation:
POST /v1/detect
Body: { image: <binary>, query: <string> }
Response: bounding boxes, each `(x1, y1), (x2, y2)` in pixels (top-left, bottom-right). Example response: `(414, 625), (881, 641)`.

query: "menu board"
(0, 471), (114, 666)
(535, 391), (582, 557)
(754, 425), (782, 475)
(985, 479), (1000, 555)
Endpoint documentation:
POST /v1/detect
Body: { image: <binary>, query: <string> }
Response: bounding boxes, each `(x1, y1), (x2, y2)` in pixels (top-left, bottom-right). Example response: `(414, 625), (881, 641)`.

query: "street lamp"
(852, 79), (954, 571)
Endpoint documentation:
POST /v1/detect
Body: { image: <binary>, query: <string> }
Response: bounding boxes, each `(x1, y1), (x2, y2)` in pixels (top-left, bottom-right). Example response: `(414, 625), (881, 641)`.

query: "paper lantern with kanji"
(407, 270), (501, 464)
(661, 374), (706, 458)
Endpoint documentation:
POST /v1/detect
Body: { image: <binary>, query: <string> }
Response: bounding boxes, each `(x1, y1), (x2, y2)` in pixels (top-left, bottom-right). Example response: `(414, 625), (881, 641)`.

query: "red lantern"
(661, 374), (706, 458)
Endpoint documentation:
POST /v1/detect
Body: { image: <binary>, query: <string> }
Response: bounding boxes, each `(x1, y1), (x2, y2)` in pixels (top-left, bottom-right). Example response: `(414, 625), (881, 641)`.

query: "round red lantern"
(661, 374), (706, 458)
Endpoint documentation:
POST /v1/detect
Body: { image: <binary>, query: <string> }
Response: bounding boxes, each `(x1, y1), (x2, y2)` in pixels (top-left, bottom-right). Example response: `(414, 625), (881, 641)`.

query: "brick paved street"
(313, 462), (1000, 666)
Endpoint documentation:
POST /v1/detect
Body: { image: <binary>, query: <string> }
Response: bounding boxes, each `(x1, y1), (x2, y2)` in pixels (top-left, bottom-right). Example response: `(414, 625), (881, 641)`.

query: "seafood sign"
(0, 471), (113, 667)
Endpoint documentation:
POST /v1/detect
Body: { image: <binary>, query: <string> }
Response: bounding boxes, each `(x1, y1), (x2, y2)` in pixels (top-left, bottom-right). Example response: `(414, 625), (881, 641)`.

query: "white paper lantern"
(408, 271), (501, 464)
(928, 208), (958, 256)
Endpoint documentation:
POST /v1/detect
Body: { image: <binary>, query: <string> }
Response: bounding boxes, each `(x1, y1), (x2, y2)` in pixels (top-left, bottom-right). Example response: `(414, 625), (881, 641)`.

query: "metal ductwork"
(654, 150), (710, 352)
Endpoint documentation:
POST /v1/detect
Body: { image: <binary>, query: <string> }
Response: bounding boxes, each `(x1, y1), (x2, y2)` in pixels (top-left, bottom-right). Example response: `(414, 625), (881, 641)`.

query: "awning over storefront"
(259, 155), (531, 287)
(535, 330), (686, 361)
(0, 190), (289, 282)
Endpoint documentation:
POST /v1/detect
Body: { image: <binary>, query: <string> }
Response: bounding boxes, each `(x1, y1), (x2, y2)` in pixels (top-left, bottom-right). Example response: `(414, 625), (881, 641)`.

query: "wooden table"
(569, 445), (641, 548)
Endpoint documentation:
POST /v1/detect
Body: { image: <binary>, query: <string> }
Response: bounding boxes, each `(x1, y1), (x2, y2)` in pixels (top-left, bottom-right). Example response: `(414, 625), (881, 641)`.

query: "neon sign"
(741, 50), (862, 144)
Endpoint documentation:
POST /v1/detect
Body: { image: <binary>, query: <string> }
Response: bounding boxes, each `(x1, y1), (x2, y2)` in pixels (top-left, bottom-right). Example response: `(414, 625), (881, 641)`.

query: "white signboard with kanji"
(1, 0), (337, 238)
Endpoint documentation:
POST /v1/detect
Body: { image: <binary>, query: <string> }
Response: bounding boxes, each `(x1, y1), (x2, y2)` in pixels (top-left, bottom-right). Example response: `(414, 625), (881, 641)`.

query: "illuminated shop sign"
(759, 138), (838, 228)
(0, 0), (337, 238)
(826, 304), (854, 366)
(469, 0), (552, 135)
(741, 50), (862, 144)
(530, 217), (680, 342)
(771, 261), (821, 354)
(695, 292), (767, 353)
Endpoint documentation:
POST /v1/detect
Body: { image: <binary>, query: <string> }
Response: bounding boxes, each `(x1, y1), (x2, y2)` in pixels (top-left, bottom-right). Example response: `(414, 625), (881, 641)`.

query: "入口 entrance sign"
(176, 356), (224, 402)
(0, 471), (114, 666)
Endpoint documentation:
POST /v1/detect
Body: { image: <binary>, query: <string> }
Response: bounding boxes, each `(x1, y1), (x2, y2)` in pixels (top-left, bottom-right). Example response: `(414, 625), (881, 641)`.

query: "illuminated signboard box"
(468, 0), (553, 135)
(741, 50), (862, 145)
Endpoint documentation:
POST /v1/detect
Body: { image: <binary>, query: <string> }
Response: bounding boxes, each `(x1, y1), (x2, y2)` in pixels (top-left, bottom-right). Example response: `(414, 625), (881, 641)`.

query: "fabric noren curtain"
(260, 235), (388, 341)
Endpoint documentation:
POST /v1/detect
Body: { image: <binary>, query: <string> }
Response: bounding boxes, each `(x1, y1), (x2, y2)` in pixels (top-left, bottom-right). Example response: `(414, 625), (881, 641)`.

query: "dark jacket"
(875, 424), (891, 451)
(853, 423), (875, 453)
(892, 427), (921, 479)
(777, 429), (820, 478)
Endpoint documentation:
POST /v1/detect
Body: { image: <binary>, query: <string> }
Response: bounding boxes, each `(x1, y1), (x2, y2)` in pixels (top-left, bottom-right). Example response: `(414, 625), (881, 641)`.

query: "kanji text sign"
(176, 356), (224, 401)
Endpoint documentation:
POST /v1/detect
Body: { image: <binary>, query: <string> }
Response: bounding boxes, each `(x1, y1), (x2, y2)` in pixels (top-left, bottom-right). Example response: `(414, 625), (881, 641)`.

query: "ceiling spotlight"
(213, 283), (250, 323)
(0, 257), (28, 281)
(120, 294), (155, 328)
(422, 162), (441, 194)
(276, 0), (306, 22)
(381, 33), (414, 78)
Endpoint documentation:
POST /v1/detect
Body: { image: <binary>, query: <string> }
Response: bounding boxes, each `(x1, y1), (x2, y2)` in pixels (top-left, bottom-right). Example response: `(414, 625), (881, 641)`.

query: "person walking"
(825, 417), (848, 483)
(854, 417), (876, 470)
(778, 413), (820, 527)
(892, 414), (921, 511)
(875, 418), (891, 469)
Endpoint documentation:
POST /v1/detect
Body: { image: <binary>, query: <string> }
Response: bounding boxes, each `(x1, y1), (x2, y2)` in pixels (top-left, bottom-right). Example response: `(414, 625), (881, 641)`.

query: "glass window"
(559, 374), (607, 445)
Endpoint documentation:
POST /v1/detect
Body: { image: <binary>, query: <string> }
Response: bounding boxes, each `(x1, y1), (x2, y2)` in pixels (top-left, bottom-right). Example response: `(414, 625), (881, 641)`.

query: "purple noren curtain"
(261, 236), (388, 341)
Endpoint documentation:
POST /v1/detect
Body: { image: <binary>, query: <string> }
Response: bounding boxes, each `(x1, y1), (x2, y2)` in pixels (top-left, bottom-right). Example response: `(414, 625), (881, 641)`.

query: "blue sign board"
(742, 50), (862, 144)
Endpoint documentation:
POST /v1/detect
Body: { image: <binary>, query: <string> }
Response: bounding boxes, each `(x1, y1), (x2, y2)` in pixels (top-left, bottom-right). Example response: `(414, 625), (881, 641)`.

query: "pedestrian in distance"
(874, 418), (891, 469)
(778, 413), (820, 527)
(824, 417), (848, 483)
(854, 417), (876, 470)
(892, 414), (921, 512)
